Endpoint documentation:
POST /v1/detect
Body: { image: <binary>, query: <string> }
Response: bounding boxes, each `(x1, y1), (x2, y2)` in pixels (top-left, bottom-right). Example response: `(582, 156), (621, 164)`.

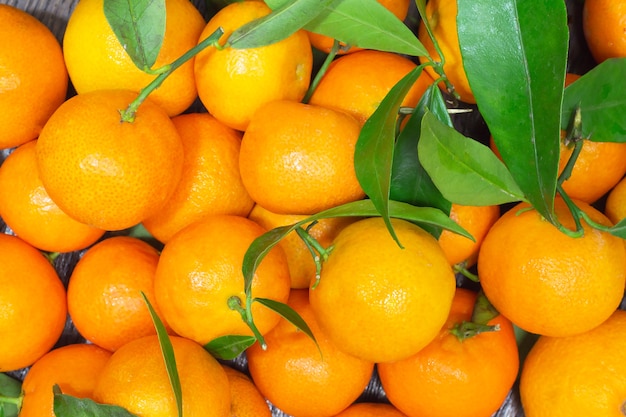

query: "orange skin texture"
(93, 335), (231, 417)
(154, 214), (291, 345)
(604, 175), (626, 224)
(520, 309), (626, 417)
(331, 402), (409, 417)
(309, 49), (434, 126)
(0, 140), (105, 253)
(0, 234), (67, 372)
(67, 236), (170, 352)
(36, 89), (184, 231)
(62, 0), (205, 116)
(222, 366), (272, 417)
(378, 288), (520, 417)
(309, 216), (456, 363)
(0, 5), (68, 149)
(142, 113), (255, 244)
(194, 0), (313, 131)
(19, 344), (113, 417)
(477, 198), (626, 337)
(239, 99), (365, 215)
(583, 0), (626, 63)
(246, 289), (375, 417)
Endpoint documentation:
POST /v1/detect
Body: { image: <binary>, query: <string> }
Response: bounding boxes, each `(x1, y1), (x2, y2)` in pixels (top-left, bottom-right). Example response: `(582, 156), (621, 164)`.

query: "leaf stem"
(301, 39), (342, 104)
(119, 27), (225, 123)
(453, 263), (479, 282)
(227, 296), (267, 350)
(295, 225), (331, 290)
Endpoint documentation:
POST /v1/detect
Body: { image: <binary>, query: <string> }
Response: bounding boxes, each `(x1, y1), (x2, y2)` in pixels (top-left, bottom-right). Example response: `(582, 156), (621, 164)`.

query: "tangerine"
(583, 0), (626, 63)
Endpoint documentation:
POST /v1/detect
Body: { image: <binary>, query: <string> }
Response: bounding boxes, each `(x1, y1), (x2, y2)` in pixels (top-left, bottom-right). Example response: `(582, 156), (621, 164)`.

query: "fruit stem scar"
(119, 27), (225, 123)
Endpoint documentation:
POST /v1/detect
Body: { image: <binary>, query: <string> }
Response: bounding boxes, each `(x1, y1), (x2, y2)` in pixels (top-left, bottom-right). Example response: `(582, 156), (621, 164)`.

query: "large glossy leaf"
(267, 0), (426, 56)
(561, 58), (626, 142)
(418, 110), (526, 205)
(457, 0), (569, 223)
(355, 67), (425, 244)
(103, 0), (165, 71)
(54, 386), (138, 417)
(228, 0), (335, 49)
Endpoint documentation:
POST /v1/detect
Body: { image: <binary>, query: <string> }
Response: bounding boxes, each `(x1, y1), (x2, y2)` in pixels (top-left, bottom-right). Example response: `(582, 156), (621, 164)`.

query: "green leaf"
(204, 335), (257, 360)
(141, 293), (182, 417)
(254, 298), (319, 350)
(53, 385), (139, 417)
(561, 58), (626, 142)
(418, 111), (526, 205)
(103, 0), (166, 71)
(457, 0), (569, 223)
(242, 199), (472, 286)
(267, 0), (426, 56)
(0, 374), (21, 417)
(355, 66), (426, 246)
(390, 83), (453, 215)
(608, 218), (626, 239)
(228, 0), (335, 49)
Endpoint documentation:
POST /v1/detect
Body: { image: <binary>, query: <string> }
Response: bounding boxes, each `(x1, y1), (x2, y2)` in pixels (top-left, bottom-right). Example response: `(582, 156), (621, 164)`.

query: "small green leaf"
(471, 291), (500, 325)
(254, 298), (319, 350)
(228, 0), (335, 49)
(267, 0), (426, 56)
(141, 293), (182, 417)
(608, 218), (626, 239)
(561, 58), (626, 142)
(457, 0), (568, 223)
(53, 385), (139, 417)
(355, 66), (426, 246)
(204, 335), (257, 360)
(0, 374), (21, 417)
(103, 0), (166, 71)
(418, 111), (526, 205)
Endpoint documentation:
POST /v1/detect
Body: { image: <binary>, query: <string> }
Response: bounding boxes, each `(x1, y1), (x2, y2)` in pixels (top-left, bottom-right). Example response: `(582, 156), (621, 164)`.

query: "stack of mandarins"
(0, 1), (625, 417)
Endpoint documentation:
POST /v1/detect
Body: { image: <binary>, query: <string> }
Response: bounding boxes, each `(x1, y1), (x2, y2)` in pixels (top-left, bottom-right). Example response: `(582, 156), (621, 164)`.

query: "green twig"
(227, 296), (266, 350)
(295, 225), (331, 290)
(301, 39), (342, 104)
(453, 263), (479, 283)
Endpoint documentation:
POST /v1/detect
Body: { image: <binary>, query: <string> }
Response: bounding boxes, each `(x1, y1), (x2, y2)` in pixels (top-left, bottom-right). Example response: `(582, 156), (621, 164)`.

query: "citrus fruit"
(19, 343), (112, 417)
(93, 334), (231, 417)
(331, 402), (409, 417)
(142, 112), (255, 243)
(605, 175), (626, 224)
(62, 0), (205, 116)
(248, 204), (356, 289)
(36, 89), (184, 231)
(477, 198), (626, 337)
(239, 99), (365, 215)
(246, 289), (375, 417)
(222, 365), (272, 417)
(308, 49), (434, 126)
(154, 214), (291, 345)
(309, 216), (456, 363)
(583, 0), (626, 63)
(0, 140), (105, 253)
(194, 0), (313, 131)
(306, 0), (410, 55)
(520, 309), (626, 417)
(0, 4), (68, 149)
(0, 233), (67, 372)
(67, 236), (168, 352)
(437, 203), (500, 267)
(378, 288), (520, 417)
(417, 0), (475, 103)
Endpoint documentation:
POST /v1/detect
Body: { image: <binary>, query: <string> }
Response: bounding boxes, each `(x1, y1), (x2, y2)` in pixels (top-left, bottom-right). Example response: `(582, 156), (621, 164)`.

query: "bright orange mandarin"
(194, 0), (313, 131)
(0, 5), (68, 149)
(309, 216), (456, 363)
(67, 236), (169, 352)
(306, 0), (410, 54)
(0, 140), (105, 253)
(583, 0), (626, 63)
(309, 49), (434, 126)
(418, 0), (475, 103)
(437, 203), (500, 267)
(222, 365), (271, 417)
(93, 335), (231, 417)
(520, 309), (626, 417)
(332, 403), (409, 417)
(154, 214), (291, 345)
(36, 89), (184, 231)
(248, 204), (357, 289)
(246, 289), (375, 417)
(19, 344), (112, 417)
(239, 99), (365, 215)
(63, 0), (205, 116)
(0, 234), (67, 372)
(142, 113), (255, 243)
(378, 288), (520, 417)
(477, 198), (626, 337)
(605, 175), (626, 224)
